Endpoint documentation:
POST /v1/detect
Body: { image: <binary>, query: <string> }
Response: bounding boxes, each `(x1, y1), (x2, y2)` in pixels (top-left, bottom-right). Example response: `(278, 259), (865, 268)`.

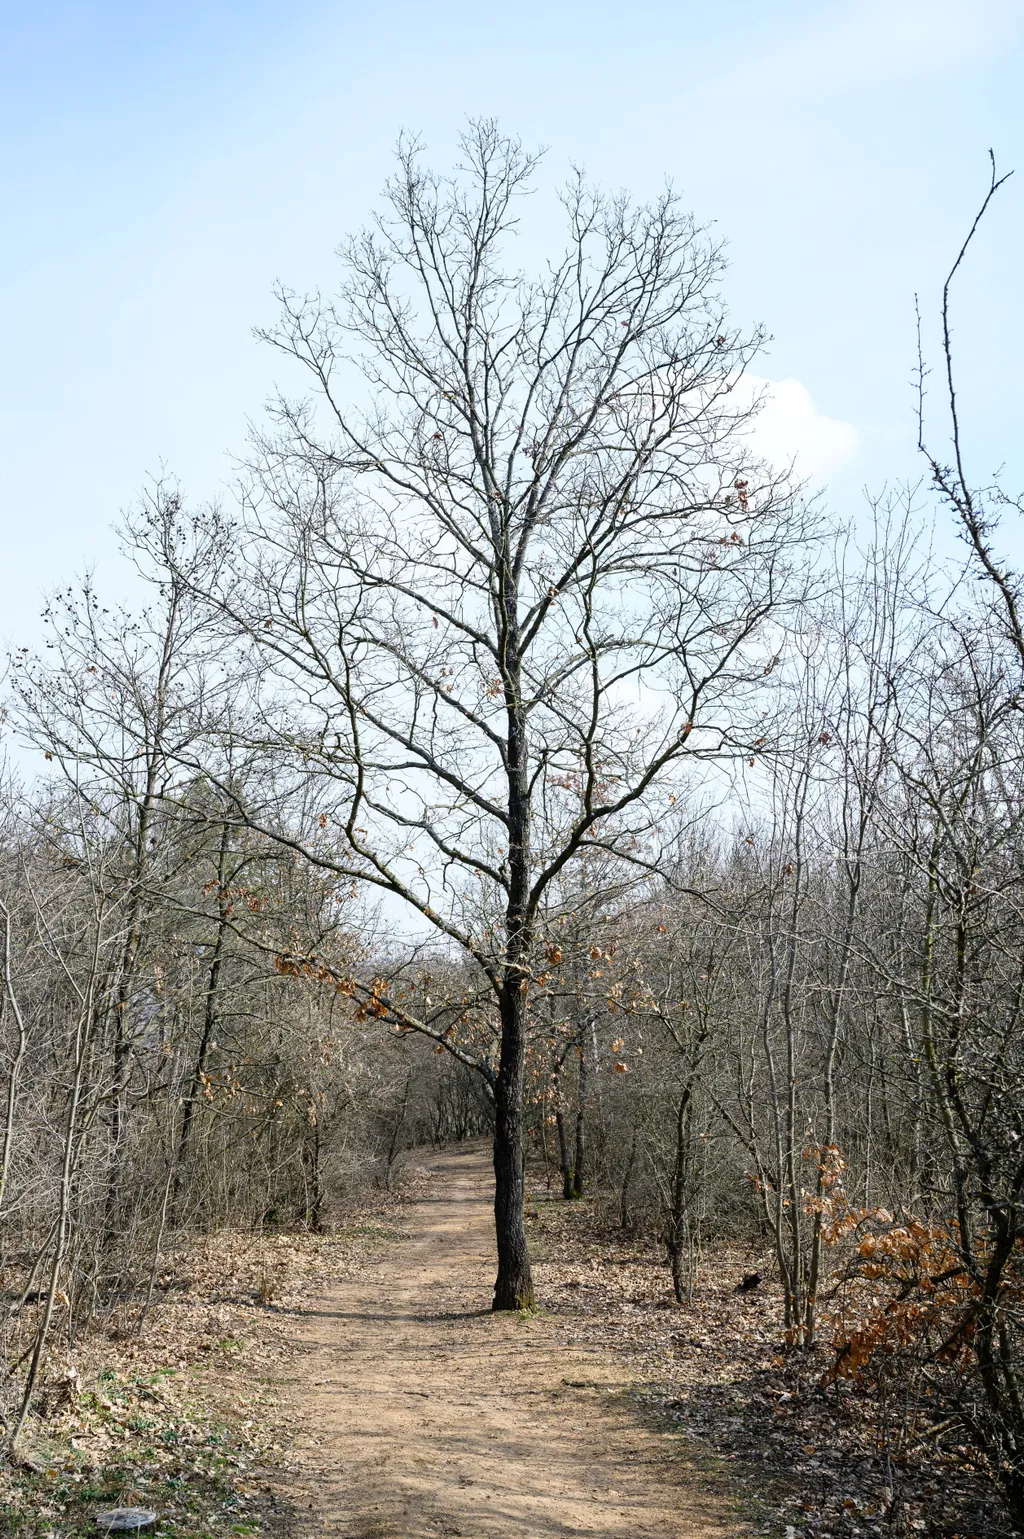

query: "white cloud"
(741, 375), (859, 481)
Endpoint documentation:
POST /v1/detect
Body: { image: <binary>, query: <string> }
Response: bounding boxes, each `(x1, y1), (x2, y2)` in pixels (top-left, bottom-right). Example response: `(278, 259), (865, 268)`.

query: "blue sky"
(1, 0), (1021, 643)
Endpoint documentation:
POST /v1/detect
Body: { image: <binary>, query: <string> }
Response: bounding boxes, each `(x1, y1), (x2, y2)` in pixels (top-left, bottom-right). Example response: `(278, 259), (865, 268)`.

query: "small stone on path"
(95, 1509), (157, 1531)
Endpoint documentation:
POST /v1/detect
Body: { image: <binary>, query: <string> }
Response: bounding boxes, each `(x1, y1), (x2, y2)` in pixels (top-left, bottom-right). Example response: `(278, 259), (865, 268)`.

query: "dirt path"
(269, 1145), (741, 1539)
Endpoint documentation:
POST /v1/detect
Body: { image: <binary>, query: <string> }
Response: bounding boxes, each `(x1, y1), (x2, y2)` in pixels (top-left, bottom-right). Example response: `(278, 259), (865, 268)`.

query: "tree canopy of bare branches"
(176, 121), (808, 1307)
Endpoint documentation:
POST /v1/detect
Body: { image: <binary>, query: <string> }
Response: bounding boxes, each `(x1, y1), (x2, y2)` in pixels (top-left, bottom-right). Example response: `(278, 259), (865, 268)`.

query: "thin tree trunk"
(666, 1083), (693, 1304)
(619, 1129), (638, 1230)
(9, 941), (97, 1456)
(0, 902), (28, 1217)
(571, 1036), (588, 1199)
(135, 1161), (174, 1335)
(555, 1103), (574, 1199)
(172, 826), (230, 1216)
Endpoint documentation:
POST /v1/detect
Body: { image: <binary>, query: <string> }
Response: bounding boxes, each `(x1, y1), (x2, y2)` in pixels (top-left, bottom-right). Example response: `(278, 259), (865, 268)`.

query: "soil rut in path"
(274, 1146), (742, 1539)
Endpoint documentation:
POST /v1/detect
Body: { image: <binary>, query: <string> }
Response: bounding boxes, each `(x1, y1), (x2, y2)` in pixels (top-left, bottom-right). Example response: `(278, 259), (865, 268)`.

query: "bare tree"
(178, 121), (809, 1308)
(917, 152), (1022, 670)
(9, 488), (227, 1245)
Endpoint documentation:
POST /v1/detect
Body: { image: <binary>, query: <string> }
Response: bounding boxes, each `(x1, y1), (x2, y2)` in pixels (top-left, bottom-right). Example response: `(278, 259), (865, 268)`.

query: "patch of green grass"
(0, 1367), (292, 1539)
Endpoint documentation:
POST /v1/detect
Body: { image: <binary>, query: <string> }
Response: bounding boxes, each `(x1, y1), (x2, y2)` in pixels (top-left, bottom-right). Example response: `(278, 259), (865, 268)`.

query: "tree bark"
(492, 983), (534, 1310)
(571, 1039), (588, 1199)
(491, 555), (534, 1310)
(172, 827), (230, 1217)
(619, 1129), (638, 1230)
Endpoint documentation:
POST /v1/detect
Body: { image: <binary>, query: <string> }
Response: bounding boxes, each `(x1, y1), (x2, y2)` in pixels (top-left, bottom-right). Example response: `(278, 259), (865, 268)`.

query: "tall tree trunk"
(492, 604), (534, 1311)
(492, 983), (534, 1310)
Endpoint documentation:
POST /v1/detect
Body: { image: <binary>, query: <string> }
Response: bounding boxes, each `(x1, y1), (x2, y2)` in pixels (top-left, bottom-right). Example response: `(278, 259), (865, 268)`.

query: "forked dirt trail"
(274, 1145), (741, 1539)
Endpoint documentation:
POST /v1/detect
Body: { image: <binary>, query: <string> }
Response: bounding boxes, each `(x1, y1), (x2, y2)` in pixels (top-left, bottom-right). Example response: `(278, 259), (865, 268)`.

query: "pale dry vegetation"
(1, 128), (1022, 1539)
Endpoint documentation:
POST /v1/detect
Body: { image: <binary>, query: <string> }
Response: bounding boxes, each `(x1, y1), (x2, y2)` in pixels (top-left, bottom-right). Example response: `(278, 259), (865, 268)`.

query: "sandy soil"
(270, 1144), (741, 1539)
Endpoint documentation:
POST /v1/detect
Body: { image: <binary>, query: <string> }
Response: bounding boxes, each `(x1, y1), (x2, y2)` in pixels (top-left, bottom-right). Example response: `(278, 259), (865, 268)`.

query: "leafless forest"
(2, 127), (1022, 1526)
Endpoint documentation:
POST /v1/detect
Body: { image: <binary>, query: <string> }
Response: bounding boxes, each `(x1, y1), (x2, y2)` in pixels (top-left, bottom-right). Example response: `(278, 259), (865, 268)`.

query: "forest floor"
(2, 1144), (744, 1539)
(3, 1143), (1009, 1539)
(256, 1142), (742, 1539)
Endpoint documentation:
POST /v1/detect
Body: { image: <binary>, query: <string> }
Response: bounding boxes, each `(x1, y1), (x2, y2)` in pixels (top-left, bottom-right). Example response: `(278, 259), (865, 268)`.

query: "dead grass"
(0, 1193), (412, 1539)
